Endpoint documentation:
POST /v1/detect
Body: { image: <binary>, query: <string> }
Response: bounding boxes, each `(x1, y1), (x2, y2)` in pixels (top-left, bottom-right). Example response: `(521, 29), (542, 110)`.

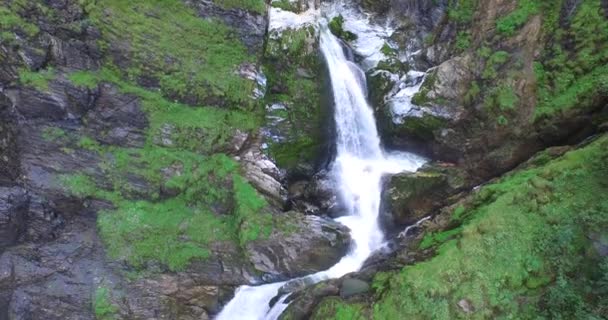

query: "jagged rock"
(289, 170), (342, 216)
(245, 212), (351, 278)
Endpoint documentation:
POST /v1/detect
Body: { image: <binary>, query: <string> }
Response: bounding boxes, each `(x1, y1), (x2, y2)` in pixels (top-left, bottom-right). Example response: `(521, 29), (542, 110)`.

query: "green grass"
(93, 286), (118, 320)
(447, 0), (478, 24)
(84, 0), (256, 108)
(496, 0), (539, 36)
(68, 70), (100, 89)
(19, 67), (55, 91)
(482, 51), (510, 79)
(372, 135), (608, 319)
(455, 31), (471, 51)
(311, 297), (368, 320)
(213, 0), (266, 14)
(0, 3), (39, 43)
(533, 0), (608, 119)
(41, 127), (67, 142)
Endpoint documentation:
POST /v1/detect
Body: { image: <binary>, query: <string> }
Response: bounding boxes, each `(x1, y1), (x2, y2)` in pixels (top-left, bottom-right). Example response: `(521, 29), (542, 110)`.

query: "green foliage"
(311, 297), (367, 320)
(19, 67), (55, 91)
(269, 136), (317, 169)
(455, 31), (471, 51)
(463, 81), (480, 105)
(41, 127), (67, 142)
(0, 4), (39, 43)
(328, 15), (357, 42)
(447, 0), (478, 24)
(78, 136), (102, 152)
(534, 0), (608, 119)
(482, 51), (510, 79)
(84, 0), (255, 108)
(496, 85), (518, 110)
(496, 0), (539, 36)
(271, 0), (298, 12)
(373, 135), (608, 319)
(213, 0), (266, 14)
(68, 70), (99, 89)
(93, 287), (118, 320)
(380, 42), (397, 57)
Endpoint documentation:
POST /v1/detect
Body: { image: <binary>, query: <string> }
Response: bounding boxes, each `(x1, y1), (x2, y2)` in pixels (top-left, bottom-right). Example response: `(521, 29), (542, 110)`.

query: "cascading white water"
(216, 25), (425, 320)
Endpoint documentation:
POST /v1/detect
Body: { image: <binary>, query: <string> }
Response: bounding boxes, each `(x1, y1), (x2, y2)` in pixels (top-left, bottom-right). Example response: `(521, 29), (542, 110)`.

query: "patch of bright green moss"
(84, 0), (255, 108)
(496, 0), (539, 36)
(93, 286), (119, 320)
(311, 297), (368, 320)
(19, 67), (55, 91)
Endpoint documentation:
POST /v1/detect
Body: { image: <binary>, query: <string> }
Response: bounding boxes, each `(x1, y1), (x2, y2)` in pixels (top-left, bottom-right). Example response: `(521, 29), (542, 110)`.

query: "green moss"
(19, 67), (55, 91)
(78, 136), (102, 152)
(463, 81), (480, 105)
(41, 127), (67, 142)
(271, 0), (298, 12)
(68, 70), (100, 89)
(533, 0), (608, 119)
(482, 51), (510, 79)
(311, 297), (367, 320)
(93, 286), (118, 320)
(213, 0), (266, 14)
(396, 113), (446, 141)
(328, 15), (357, 42)
(496, 0), (539, 36)
(455, 31), (471, 51)
(0, 4), (40, 43)
(269, 136), (317, 169)
(373, 135), (608, 319)
(85, 0), (255, 108)
(447, 0), (478, 24)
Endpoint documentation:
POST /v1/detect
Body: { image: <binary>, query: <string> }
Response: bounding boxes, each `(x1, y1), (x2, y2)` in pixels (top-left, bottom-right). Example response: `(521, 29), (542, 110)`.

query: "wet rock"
(339, 278), (370, 298)
(0, 94), (19, 184)
(279, 280), (340, 320)
(289, 170), (342, 216)
(0, 187), (28, 250)
(384, 162), (467, 226)
(245, 212), (351, 278)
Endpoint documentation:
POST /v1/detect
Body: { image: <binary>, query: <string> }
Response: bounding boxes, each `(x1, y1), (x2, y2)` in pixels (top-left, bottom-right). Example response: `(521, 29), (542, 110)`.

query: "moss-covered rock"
(264, 25), (327, 173)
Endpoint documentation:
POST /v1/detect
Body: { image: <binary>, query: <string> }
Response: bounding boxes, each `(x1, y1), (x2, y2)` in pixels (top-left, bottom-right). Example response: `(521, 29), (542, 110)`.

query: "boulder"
(384, 162), (467, 226)
(339, 278), (370, 298)
(245, 211), (351, 278)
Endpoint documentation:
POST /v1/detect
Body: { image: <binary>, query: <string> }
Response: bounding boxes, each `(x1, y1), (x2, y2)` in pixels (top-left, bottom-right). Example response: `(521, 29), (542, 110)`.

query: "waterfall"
(216, 25), (425, 320)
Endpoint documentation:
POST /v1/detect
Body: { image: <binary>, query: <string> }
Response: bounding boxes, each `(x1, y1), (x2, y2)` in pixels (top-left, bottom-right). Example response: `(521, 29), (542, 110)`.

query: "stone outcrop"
(246, 211), (351, 278)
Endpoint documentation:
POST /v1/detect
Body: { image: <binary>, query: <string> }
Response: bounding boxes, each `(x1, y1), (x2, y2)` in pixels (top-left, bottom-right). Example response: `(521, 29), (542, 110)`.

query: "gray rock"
(246, 212), (351, 278)
(339, 278), (370, 298)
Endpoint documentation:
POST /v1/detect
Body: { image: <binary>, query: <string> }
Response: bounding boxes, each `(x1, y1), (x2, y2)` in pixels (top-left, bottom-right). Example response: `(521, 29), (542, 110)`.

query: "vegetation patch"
(533, 0), (608, 119)
(84, 0), (256, 108)
(496, 0), (539, 36)
(328, 15), (357, 42)
(213, 0), (266, 14)
(372, 135), (608, 319)
(19, 67), (55, 91)
(93, 286), (119, 320)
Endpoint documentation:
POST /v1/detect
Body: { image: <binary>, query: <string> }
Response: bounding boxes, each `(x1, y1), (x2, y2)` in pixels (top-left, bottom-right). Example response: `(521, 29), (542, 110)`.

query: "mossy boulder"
(384, 163), (467, 226)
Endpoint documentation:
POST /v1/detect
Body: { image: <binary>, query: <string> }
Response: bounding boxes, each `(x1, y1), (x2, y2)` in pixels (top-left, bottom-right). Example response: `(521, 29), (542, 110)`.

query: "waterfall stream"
(216, 24), (425, 320)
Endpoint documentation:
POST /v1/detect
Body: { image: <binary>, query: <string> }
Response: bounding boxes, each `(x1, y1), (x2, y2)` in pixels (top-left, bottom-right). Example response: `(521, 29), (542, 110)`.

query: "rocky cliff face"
(0, 0), (344, 318)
